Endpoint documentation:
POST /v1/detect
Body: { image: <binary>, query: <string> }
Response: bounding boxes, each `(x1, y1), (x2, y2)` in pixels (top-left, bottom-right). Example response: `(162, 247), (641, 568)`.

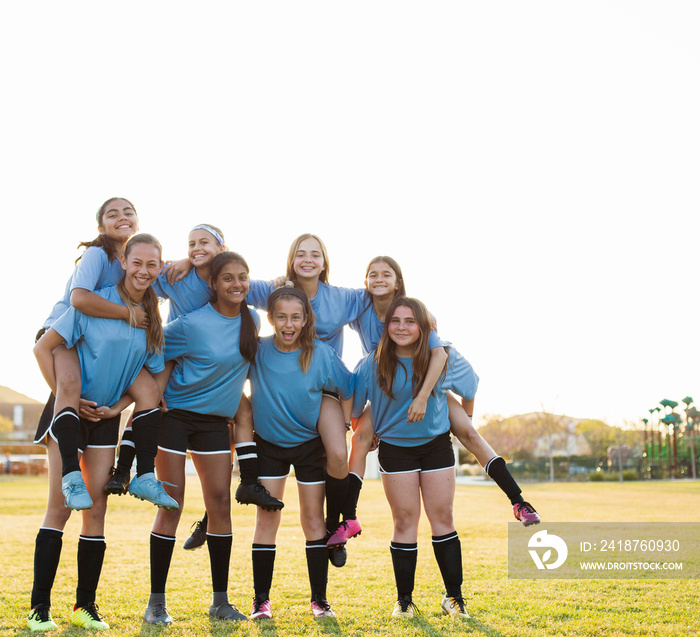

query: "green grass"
(1, 476), (698, 636)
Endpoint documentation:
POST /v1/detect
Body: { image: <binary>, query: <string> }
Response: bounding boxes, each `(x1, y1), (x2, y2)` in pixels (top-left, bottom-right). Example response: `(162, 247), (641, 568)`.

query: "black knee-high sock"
(432, 532), (463, 599)
(75, 536), (106, 608)
(150, 533), (176, 594)
(325, 474), (349, 531)
(115, 428), (135, 473)
(206, 534), (232, 594)
(235, 442), (259, 485)
(341, 473), (363, 520)
(484, 456), (524, 505)
(31, 528), (63, 608)
(390, 542), (418, 598)
(305, 539), (329, 599)
(52, 408), (81, 477)
(131, 409), (161, 477)
(252, 544), (276, 599)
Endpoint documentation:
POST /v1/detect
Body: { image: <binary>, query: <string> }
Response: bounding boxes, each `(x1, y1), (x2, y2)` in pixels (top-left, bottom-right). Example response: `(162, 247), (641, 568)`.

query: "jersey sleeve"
(429, 330), (450, 349)
(151, 271), (167, 300)
(163, 316), (188, 361)
(50, 307), (86, 348)
(444, 348), (479, 401)
(144, 348), (165, 374)
(322, 346), (354, 399)
(351, 356), (371, 418)
(69, 248), (108, 293)
(246, 280), (274, 310)
(339, 287), (371, 322)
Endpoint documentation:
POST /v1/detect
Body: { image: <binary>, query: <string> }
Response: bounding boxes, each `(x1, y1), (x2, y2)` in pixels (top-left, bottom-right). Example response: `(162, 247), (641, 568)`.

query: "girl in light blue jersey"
(352, 297), (472, 619)
(247, 286), (354, 620)
(345, 256), (541, 531)
(28, 234), (170, 632)
(144, 251), (261, 625)
(245, 234), (369, 547)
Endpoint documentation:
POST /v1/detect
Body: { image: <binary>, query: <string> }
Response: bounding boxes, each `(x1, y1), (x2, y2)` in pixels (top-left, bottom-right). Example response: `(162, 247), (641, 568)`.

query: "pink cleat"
(326, 518), (362, 546)
(513, 501), (541, 526)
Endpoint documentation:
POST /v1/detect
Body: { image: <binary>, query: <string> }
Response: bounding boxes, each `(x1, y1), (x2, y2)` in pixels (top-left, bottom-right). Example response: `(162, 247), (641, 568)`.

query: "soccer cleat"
(61, 471), (93, 510)
(250, 597), (272, 620)
(143, 602), (173, 625)
(441, 594), (469, 619)
(326, 518), (362, 546)
(235, 481), (284, 511)
(209, 602), (248, 621)
(310, 596), (335, 618)
(128, 473), (179, 510)
(329, 544), (347, 568)
(27, 604), (57, 631)
(104, 466), (130, 495)
(513, 501), (541, 527)
(71, 603), (109, 630)
(392, 595), (418, 618)
(183, 514), (208, 550)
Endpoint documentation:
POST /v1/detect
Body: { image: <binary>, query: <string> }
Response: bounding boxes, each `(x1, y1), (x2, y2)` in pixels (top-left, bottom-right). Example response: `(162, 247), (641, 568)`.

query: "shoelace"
(252, 599), (268, 613)
(81, 603), (104, 621)
(151, 603), (169, 618)
(31, 605), (51, 622)
(446, 597), (466, 613)
(397, 597), (418, 614)
(313, 599), (331, 612)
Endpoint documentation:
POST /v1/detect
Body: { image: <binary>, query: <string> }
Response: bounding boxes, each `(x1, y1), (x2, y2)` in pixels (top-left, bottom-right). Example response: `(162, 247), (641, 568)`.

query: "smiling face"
(365, 260), (399, 300)
(269, 298), (308, 352)
(188, 229), (224, 269)
(99, 199), (139, 243)
(387, 305), (421, 356)
(120, 243), (162, 301)
(292, 237), (325, 282)
(211, 261), (249, 314)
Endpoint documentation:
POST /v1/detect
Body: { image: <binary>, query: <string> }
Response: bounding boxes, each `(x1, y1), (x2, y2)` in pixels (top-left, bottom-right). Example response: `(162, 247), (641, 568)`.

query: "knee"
(393, 511), (417, 536)
(131, 375), (160, 406)
(57, 368), (81, 397)
(326, 450), (348, 476)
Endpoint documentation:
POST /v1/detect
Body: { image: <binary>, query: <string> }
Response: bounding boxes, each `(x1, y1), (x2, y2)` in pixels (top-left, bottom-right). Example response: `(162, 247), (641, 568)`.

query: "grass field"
(1, 476), (698, 636)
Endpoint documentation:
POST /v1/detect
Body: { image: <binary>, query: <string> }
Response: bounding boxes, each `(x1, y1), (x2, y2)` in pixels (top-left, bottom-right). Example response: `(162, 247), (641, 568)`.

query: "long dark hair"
(375, 297), (433, 399)
(267, 285), (317, 373)
(210, 252), (258, 365)
(76, 197), (138, 264)
(117, 233), (163, 353)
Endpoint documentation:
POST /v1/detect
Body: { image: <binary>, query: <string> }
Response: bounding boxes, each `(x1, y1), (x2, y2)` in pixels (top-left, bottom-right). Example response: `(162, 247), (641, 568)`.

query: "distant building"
(532, 418), (592, 458)
(0, 385), (45, 443)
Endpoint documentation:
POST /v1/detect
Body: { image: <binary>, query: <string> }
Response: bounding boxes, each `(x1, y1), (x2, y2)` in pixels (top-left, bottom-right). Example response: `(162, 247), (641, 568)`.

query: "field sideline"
(1, 476), (698, 636)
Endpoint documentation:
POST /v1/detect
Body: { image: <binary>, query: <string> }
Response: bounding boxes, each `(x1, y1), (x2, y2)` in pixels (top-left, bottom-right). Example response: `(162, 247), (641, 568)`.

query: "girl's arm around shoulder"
(319, 341), (354, 400)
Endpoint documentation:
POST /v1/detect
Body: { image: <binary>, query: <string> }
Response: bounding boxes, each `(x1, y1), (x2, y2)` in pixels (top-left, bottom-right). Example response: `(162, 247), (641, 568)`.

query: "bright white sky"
(1, 2), (698, 427)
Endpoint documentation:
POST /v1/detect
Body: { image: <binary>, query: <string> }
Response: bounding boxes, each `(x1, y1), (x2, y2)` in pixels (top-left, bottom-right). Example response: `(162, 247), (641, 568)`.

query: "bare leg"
(447, 393), (496, 467)
(318, 396), (348, 479)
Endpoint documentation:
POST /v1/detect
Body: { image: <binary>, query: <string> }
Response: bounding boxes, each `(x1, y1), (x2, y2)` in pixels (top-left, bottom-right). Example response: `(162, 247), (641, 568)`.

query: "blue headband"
(191, 224), (224, 246)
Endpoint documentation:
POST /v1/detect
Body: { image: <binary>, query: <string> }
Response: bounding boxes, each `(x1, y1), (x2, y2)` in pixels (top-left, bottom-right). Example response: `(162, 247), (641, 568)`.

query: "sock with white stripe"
(206, 533), (232, 595)
(342, 472), (363, 520)
(432, 532), (463, 599)
(305, 539), (329, 599)
(235, 442), (259, 485)
(390, 542), (418, 598)
(131, 409), (161, 476)
(52, 407), (81, 476)
(31, 528), (63, 608)
(76, 536), (106, 608)
(150, 533), (176, 594)
(484, 456), (524, 505)
(252, 544), (276, 599)
(115, 427), (135, 474)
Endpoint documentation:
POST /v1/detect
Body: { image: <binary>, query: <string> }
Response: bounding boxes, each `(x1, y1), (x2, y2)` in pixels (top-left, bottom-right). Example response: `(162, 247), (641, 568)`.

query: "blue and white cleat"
(128, 472), (179, 510)
(61, 471), (93, 510)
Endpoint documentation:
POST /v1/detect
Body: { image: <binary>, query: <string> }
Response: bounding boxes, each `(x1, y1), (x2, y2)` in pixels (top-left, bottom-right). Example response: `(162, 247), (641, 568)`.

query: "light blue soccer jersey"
(249, 336), (354, 447)
(349, 304), (450, 355)
(247, 280), (370, 356)
(163, 303), (260, 417)
(352, 348), (478, 447)
(43, 247), (125, 329)
(50, 286), (165, 407)
(152, 267), (212, 323)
